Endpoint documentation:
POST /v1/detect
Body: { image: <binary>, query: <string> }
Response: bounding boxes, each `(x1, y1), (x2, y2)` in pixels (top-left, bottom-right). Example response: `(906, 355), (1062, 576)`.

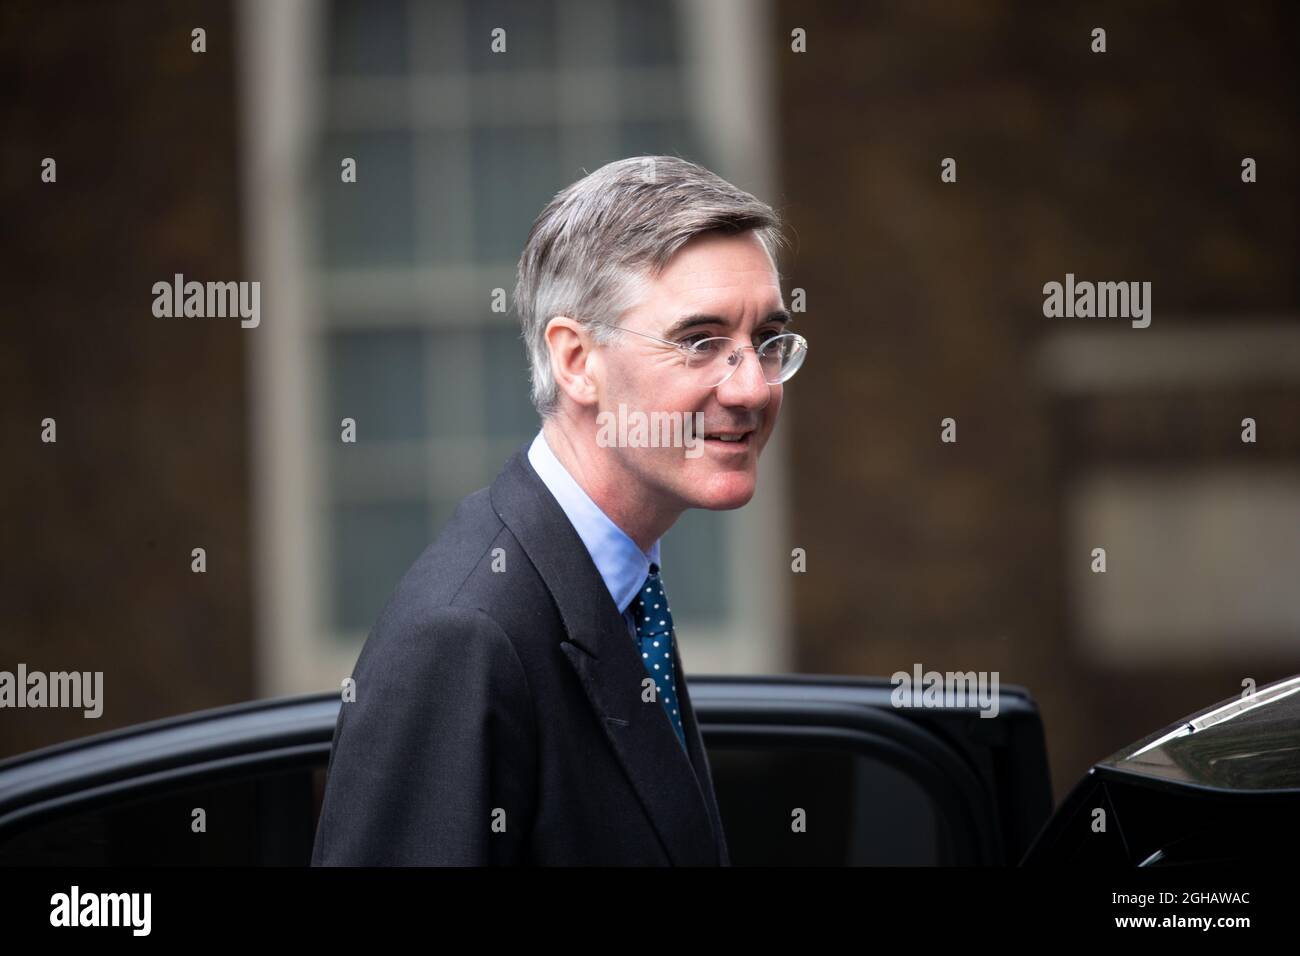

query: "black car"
(0, 673), (1295, 865)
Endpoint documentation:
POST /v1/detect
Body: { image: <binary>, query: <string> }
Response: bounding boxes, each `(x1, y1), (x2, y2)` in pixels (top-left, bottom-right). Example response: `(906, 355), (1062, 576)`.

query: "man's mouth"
(702, 430), (753, 446)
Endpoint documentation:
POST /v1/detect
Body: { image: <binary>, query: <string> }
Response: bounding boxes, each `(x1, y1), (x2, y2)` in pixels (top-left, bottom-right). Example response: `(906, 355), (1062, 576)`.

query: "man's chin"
(688, 474), (758, 510)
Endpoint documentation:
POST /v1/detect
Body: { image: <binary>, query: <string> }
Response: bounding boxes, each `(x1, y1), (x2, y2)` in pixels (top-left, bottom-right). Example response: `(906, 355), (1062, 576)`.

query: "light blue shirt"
(527, 429), (661, 642)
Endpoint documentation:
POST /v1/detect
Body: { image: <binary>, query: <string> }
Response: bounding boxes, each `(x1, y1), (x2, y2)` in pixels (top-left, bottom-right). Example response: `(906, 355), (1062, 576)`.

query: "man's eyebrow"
(662, 310), (792, 338)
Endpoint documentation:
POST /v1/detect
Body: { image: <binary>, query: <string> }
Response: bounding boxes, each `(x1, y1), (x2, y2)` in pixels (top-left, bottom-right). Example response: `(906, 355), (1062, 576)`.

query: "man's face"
(592, 230), (787, 513)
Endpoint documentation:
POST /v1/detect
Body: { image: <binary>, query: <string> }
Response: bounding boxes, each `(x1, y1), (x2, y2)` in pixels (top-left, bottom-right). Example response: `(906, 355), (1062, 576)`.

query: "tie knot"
(631, 566), (673, 637)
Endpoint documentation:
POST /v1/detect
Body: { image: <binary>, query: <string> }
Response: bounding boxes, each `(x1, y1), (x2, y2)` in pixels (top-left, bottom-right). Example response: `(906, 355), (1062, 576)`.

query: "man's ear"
(544, 316), (600, 408)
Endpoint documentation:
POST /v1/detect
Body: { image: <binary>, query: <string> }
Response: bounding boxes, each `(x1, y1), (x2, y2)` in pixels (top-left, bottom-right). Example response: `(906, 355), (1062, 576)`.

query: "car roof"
(1098, 673), (1300, 792)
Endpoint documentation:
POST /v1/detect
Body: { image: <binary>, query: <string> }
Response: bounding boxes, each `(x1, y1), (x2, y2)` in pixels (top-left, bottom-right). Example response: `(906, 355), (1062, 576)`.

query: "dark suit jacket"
(310, 446), (730, 865)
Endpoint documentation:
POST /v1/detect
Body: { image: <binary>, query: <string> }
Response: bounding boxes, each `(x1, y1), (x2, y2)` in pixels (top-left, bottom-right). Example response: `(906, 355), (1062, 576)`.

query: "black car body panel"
(1022, 674), (1300, 865)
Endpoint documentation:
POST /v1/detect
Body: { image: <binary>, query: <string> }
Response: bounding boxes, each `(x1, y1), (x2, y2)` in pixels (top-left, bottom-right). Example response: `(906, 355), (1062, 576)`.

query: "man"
(311, 156), (806, 865)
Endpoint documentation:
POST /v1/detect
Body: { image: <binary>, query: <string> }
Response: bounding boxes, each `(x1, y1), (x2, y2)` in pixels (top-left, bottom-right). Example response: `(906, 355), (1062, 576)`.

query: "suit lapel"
(489, 448), (723, 866)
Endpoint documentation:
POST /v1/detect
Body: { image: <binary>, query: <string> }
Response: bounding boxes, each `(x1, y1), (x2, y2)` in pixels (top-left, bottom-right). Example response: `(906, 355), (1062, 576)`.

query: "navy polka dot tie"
(630, 563), (687, 752)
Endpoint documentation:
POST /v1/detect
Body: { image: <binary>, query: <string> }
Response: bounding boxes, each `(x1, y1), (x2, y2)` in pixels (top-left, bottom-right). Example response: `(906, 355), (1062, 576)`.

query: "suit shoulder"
(350, 601), (530, 710)
(346, 478), (553, 692)
(375, 487), (502, 620)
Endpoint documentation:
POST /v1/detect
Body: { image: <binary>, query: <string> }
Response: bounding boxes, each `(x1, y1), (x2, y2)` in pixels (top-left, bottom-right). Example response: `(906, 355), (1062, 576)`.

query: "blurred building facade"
(3, 0), (1297, 802)
(777, 0), (1300, 796)
(3, 0), (255, 755)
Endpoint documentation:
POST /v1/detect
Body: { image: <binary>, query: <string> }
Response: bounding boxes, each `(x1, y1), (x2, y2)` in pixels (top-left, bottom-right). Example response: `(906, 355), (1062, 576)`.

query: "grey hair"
(514, 155), (784, 418)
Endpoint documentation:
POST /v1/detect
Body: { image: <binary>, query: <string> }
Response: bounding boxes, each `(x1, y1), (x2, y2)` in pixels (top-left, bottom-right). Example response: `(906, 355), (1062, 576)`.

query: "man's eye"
(754, 328), (782, 346)
(680, 333), (714, 348)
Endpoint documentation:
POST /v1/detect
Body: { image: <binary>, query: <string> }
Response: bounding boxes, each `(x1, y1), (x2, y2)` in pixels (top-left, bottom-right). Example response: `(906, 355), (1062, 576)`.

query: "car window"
(710, 746), (943, 865)
(0, 765), (327, 866)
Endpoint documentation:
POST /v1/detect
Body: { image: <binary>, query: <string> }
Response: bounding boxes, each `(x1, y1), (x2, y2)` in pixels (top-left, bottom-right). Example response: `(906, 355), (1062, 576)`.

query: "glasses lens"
(759, 334), (806, 384)
(756, 337), (787, 379)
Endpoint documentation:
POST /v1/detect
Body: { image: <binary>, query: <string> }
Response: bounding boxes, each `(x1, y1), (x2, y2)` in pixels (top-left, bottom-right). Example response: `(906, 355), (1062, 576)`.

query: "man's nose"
(714, 347), (771, 409)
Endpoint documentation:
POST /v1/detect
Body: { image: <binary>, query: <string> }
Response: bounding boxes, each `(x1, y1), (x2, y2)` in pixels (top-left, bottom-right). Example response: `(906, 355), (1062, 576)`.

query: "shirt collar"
(527, 429), (661, 614)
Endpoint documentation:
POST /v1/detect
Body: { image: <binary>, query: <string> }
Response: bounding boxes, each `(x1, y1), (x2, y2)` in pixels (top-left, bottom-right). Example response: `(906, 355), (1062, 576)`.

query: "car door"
(0, 696), (335, 865)
(0, 675), (1053, 866)
(695, 675), (1052, 865)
